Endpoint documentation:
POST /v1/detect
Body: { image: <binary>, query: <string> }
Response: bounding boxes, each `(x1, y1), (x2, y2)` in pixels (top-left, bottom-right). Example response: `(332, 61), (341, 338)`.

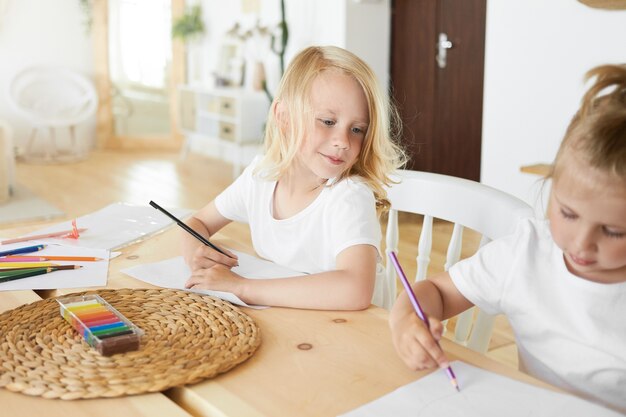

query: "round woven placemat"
(0, 288), (261, 399)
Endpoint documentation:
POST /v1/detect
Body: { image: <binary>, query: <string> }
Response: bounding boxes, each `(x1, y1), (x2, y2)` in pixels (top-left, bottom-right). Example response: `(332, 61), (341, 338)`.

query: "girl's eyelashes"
(603, 227), (625, 239)
(560, 208), (577, 220)
(317, 118), (367, 135)
(559, 207), (625, 238)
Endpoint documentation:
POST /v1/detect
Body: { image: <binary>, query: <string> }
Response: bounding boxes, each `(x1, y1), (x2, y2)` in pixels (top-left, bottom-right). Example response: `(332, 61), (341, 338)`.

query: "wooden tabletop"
(0, 223), (547, 417)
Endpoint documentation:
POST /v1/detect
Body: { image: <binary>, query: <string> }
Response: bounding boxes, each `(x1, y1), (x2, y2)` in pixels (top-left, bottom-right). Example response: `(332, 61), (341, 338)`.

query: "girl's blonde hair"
(257, 45), (406, 211)
(551, 64), (626, 181)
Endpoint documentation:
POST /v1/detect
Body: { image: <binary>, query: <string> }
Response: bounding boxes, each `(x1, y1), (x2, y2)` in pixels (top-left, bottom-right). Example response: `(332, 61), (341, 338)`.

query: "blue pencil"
(0, 244), (46, 258)
(388, 251), (460, 392)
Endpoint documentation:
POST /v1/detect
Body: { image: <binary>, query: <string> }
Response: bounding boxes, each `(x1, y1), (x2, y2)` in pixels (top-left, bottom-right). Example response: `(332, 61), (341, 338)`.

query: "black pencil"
(149, 200), (234, 259)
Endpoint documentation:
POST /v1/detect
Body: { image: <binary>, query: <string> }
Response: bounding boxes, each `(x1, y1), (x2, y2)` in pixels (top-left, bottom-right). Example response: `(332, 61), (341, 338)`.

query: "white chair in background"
(383, 169), (534, 353)
(8, 66), (98, 162)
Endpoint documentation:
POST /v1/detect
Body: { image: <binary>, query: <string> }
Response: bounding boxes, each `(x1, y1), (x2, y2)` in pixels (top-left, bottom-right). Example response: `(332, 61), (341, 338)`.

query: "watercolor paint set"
(57, 294), (143, 356)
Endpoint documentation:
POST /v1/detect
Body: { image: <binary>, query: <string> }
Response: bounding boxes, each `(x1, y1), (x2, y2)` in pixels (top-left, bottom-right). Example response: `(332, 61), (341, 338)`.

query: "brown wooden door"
(391, 0), (486, 181)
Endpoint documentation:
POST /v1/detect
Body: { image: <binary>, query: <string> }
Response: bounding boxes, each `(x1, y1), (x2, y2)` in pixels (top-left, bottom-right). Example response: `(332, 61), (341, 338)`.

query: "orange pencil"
(6, 255), (104, 262)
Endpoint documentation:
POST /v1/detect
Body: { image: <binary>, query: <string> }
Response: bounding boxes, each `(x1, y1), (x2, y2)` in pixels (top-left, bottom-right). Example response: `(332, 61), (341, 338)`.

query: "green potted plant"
(172, 5), (206, 83)
(172, 4), (205, 42)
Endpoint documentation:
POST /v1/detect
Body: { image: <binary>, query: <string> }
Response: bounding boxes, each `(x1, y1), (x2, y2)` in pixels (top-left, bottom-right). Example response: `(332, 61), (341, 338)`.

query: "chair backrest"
(383, 169), (534, 353)
(8, 66), (98, 127)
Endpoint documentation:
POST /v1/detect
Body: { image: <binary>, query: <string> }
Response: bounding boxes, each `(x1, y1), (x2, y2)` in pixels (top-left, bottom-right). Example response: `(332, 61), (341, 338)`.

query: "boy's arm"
(185, 243), (377, 310)
(389, 271), (473, 370)
(181, 201), (238, 269)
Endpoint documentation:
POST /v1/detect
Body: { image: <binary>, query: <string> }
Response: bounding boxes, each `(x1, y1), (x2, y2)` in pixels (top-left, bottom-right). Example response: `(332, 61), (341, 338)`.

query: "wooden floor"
(5, 149), (518, 369)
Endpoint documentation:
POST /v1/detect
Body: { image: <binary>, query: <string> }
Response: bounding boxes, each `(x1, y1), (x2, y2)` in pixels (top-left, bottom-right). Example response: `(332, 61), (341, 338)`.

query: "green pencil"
(0, 265), (81, 274)
(0, 267), (47, 276)
(0, 266), (82, 284)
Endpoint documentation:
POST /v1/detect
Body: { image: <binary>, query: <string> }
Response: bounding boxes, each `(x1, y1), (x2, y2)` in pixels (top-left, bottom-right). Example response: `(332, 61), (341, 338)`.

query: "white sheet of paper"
(121, 249), (305, 308)
(0, 242), (109, 291)
(339, 361), (621, 417)
(15, 202), (192, 251)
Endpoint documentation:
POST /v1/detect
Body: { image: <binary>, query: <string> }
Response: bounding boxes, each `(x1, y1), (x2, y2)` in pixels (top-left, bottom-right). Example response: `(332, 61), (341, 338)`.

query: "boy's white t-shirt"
(449, 217), (626, 413)
(215, 157), (385, 301)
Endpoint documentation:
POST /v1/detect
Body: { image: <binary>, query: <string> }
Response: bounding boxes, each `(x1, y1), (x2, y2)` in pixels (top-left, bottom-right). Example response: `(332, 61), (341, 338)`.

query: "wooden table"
(0, 223), (548, 417)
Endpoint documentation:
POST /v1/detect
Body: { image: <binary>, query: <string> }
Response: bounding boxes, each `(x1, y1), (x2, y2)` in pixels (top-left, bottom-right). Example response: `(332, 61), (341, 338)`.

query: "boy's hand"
(190, 245), (239, 271)
(390, 312), (450, 371)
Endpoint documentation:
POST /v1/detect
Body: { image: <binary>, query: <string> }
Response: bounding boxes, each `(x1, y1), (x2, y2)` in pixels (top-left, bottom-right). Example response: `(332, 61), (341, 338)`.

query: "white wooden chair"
(8, 66), (97, 162)
(383, 169), (534, 353)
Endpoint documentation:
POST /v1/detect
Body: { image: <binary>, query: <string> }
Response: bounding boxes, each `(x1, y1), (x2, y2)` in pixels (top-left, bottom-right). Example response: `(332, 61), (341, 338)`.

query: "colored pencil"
(0, 229), (87, 245)
(0, 267), (49, 277)
(388, 251), (460, 392)
(0, 257), (43, 262)
(0, 266), (81, 284)
(0, 262), (56, 268)
(4, 255), (103, 262)
(0, 265), (81, 273)
(149, 200), (234, 259)
(0, 244), (46, 257)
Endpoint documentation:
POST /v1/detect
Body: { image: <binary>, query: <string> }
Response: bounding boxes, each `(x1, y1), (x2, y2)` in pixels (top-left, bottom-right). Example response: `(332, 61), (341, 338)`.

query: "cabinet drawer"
(218, 121), (236, 141)
(218, 97), (236, 117)
(206, 97), (219, 113)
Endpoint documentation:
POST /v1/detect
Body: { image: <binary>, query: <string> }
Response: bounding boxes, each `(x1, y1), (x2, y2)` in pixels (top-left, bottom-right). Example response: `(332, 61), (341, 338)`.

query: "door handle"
(436, 33), (453, 69)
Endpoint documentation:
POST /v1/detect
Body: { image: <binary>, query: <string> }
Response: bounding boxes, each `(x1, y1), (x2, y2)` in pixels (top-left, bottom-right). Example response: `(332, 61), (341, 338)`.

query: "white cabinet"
(178, 85), (269, 177)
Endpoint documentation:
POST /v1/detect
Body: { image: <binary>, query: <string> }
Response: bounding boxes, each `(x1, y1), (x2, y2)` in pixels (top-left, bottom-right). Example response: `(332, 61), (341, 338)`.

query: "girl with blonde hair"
(389, 63), (626, 413)
(182, 45), (406, 310)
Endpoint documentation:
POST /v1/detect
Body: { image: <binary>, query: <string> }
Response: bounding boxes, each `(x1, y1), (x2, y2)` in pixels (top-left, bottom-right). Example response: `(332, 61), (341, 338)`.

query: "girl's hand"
(189, 245), (239, 271)
(389, 311), (449, 371)
(184, 264), (245, 293)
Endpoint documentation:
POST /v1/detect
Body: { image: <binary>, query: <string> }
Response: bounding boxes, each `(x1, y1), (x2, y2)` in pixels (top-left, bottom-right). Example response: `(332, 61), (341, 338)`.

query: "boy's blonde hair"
(552, 64), (626, 181)
(257, 45), (406, 211)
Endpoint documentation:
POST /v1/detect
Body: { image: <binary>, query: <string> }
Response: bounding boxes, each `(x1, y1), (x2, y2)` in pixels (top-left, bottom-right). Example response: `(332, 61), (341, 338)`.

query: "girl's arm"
(181, 201), (239, 270)
(184, 243), (378, 310)
(389, 271), (473, 371)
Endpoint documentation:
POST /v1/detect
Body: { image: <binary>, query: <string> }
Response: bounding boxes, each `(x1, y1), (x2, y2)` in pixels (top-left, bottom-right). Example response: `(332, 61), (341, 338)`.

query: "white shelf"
(178, 85), (269, 177)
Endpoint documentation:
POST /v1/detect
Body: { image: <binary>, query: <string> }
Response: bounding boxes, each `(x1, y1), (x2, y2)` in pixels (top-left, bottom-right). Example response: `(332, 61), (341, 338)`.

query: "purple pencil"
(0, 257), (41, 263)
(388, 251), (460, 392)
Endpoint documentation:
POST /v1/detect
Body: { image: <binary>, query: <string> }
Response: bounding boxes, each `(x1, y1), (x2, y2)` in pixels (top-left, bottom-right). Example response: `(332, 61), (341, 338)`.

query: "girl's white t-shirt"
(215, 156), (382, 276)
(449, 217), (626, 413)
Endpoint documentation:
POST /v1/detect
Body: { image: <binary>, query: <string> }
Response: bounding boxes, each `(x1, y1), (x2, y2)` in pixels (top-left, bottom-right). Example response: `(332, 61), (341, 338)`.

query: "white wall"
(0, 0), (94, 151)
(345, 0), (391, 89)
(481, 1), (626, 214)
(194, 0), (389, 94)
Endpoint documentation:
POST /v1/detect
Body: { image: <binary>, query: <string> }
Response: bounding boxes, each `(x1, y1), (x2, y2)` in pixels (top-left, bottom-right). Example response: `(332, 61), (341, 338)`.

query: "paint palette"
(57, 294), (143, 356)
